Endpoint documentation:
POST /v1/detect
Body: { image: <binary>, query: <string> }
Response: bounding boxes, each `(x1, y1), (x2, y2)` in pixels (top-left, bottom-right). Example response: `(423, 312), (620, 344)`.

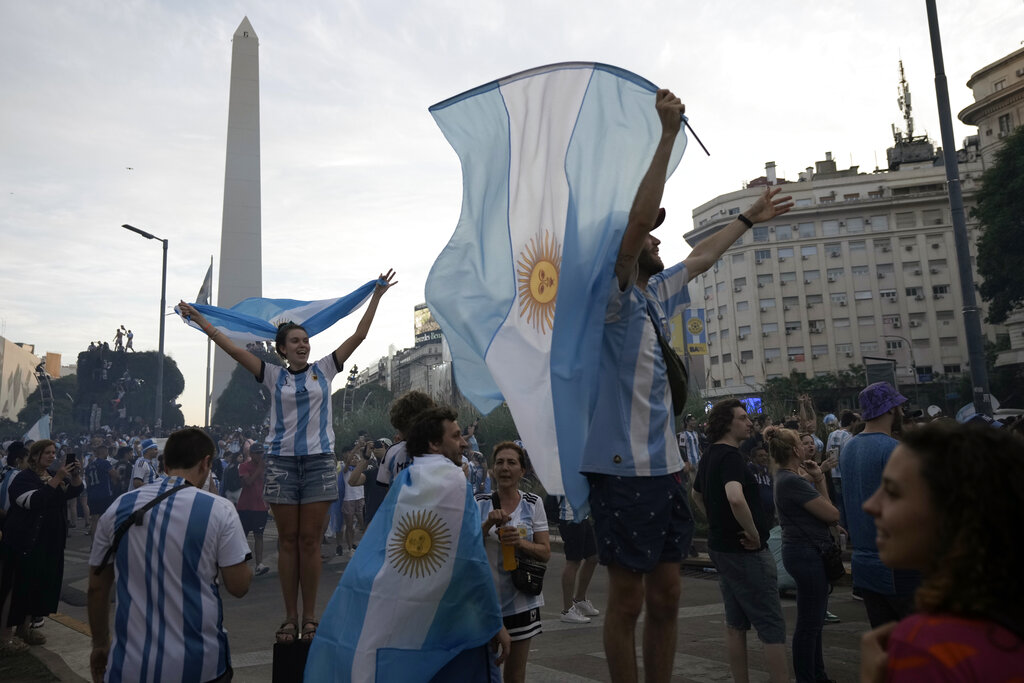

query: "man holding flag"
(582, 89), (793, 682)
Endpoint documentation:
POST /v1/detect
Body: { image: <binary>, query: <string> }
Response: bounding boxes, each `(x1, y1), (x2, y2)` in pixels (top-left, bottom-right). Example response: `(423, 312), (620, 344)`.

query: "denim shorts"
(708, 548), (786, 644)
(588, 473), (694, 573)
(263, 453), (338, 505)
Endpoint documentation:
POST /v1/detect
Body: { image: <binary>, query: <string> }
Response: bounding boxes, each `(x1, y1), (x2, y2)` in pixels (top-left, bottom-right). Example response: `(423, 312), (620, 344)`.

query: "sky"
(1, 0), (1021, 427)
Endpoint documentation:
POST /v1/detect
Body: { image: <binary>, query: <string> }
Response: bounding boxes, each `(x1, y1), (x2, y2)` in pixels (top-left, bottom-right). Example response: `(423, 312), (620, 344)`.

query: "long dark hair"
(902, 422), (1024, 640)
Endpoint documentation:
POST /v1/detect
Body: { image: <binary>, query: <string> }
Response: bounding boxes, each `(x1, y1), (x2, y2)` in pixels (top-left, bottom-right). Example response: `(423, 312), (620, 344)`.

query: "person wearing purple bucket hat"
(839, 383), (920, 628)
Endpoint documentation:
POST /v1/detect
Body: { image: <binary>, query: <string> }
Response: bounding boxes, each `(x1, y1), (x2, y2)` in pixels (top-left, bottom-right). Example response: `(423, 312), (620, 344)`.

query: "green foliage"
(211, 347), (282, 428)
(760, 366), (864, 419)
(75, 349), (185, 430)
(332, 382), (396, 451)
(462, 403), (520, 457)
(975, 125), (1024, 324)
(15, 374), (77, 434)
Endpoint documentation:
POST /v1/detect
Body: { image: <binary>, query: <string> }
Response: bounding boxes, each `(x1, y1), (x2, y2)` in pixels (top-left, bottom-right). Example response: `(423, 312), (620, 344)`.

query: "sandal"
(300, 618), (319, 642)
(275, 620), (298, 644)
(0, 637), (30, 656)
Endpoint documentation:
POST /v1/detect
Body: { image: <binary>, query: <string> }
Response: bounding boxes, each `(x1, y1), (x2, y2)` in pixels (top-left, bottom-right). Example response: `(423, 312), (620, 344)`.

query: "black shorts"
(557, 520), (597, 562)
(502, 607), (542, 642)
(238, 510), (268, 536)
(88, 496), (115, 517)
(588, 472), (694, 574)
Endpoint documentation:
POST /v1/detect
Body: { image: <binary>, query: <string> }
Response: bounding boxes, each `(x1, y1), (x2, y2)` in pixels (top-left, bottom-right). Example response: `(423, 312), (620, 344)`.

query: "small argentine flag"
(174, 279), (381, 343)
(304, 454), (502, 683)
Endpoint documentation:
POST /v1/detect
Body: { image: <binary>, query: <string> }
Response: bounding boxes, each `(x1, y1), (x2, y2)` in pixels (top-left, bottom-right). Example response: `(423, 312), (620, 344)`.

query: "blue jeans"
(782, 542), (829, 682)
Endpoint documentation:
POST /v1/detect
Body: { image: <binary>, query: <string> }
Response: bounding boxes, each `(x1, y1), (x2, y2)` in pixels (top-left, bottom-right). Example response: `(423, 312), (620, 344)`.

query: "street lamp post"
(882, 333), (921, 408)
(122, 224), (168, 431)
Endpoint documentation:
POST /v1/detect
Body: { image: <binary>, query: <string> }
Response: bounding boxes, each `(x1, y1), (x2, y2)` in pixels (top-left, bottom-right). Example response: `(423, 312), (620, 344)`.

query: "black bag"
(272, 640), (311, 683)
(645, 300), (689, 416)
(820, 538), (846, 583)
(491, 493), (547, 596)
(510, 556), (546, 596)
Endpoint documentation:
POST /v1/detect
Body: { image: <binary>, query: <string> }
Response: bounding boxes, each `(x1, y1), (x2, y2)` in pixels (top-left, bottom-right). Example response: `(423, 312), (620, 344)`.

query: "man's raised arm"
(615, 89), (684, 290)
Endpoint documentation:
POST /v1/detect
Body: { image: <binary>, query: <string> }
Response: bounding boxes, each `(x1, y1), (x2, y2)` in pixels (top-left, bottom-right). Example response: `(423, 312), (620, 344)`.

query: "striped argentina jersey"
(581, 261), (690, 477)
(89, 477), (250, 683)
(259, 353), (341, 456)
(476, 490), (548, 618)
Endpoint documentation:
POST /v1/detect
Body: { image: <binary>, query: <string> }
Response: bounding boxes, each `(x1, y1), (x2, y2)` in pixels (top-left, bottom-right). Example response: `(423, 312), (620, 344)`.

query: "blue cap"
(140, 439), (158, 453)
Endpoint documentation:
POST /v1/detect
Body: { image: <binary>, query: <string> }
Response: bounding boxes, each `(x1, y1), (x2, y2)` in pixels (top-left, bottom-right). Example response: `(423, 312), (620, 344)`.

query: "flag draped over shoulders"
(173, 279), (379, 343)
(425, 62), (686, 511)
(304, 454), (501, 683)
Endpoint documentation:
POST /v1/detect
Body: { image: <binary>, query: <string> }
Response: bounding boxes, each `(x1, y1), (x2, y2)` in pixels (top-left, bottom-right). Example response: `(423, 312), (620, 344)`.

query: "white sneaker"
(560, 605), (591, 624)
(574, 599), (600, 617)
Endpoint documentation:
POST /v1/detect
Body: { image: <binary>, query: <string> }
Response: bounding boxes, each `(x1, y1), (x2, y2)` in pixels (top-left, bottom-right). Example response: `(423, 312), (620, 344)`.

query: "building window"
(796, 198), (813, 207)
(852, 265), (870, 277)
(923, 209), (943, 225)
(886, 339), (903, 350)
(812, 344), (828, 355)
(999, 113), (1012, 136)
(753, 227), (770, 242)
(737, 300), (750, 312)
(733, 277), (747, 289)
(776, 224), (792, 240)
(728, 207), (741, 215)
(798, 222), (815, 239)
(880, 289), (898, 300)
(759, 298), (776, 309)
(868, 190), (884, 199)
(834, 318), (850, 327)
(862, 341), (878, 353)
(870, 215), (889, 231)
(877, 263), (894, 275)
(827, 267), (844, 280)
(717, 281), (726, 292)
(855, 290), (873, 300)
(801, 245), (817, 258)
(836, 343), (853, 354)
(783, 296), (800, 308)
(883, 314), (901, 326)
(825, 242), (842, 257)
(739, 325), (751, 337)
(846, 217), (865, 233)
(778, 247), (795, 260)
(765, 348), (781, 359)
(933, 284), (950, 296)
(722, 353), (732, 363)
(994, 79), (1006, 92)
(758, 274), (774, 286)
(944, 364), (962, 374)
(718, 305), (728, 315)
(823, 220), (840, 237)
(896, 212), (916, 228)
(780, 271), (797, 285)
(804, 270), (821, 281)
(733, 252), (745, 264)
(806, 294), (823, 305)
(849, 240), (866, 251)
(830, 293), (848, 305)
(858, 315), (874, 326)
(755, 249), (772, 261)
(721, 328), (731, 340)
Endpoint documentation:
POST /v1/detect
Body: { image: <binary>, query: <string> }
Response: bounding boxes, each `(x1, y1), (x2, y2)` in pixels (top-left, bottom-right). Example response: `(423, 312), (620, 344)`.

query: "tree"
(975, 125), (1024, 324)
(74, 347), (185, 430)
(16, 374), (77, 434)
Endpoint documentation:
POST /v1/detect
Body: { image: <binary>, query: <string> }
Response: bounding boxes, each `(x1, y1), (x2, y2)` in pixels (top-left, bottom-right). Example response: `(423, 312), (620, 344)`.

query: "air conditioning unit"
(930, 268), (939, 274)
(755, 259), (764, 265)
(909, 321), (920, 328)
(886, 350), (895, 356)
(740, 358), (747, 364)
(905, 245), (913, 251)
(734, 287), (743, 292)
(932, 243), (940, 249)
(865, 219), (872, 225)
(717, 314), (724, 320)
(779, 257), (786, 262)
(785, 330), (792, 336)
(840, 301), (847, 306)
(812, 354), (819, 359)
(760, 306), (768, 312)
(889, 297), (898, 303)
(838, 221), (846, 227)
(738, 334), (747, 340)
(882, 246), (891, 252)
(933, 219), (942, 225)
(827, 276), (836, 283)
(830, 252), (840, 258)
(934, 294), (944, 300)
(788, 355), (796, 361)
(804, 279), (812, 285)
(758, 283), (765, 288)
(766, 358), (774, 363)
(811, 328), (823, 334)
(802, 255), (809, 260)
(705, 294), (711, 300)
(914, 269), (922, 275)
(878, 273), (886, 279)
(846, 352), (853, 357)
(762, 332), (771, 338)
(806, 303), (814, 309)
(892, 321), (901, 328)
(915, 295), (925, 301)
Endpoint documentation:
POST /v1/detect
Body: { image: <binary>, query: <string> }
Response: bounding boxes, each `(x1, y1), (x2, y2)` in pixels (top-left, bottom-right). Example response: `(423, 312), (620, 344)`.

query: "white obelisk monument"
(212, 16), (262, 411)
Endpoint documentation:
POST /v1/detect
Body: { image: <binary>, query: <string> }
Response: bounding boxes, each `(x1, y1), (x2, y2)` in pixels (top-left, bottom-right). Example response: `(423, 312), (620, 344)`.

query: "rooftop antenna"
(892, 59), (916, 144)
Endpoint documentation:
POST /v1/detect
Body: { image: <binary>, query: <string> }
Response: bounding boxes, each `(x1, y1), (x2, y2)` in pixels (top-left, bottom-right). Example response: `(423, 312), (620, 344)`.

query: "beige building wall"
(685, 152), (992, 401)
(0, 336), (41, 420)
(959, 45), (1024, 166)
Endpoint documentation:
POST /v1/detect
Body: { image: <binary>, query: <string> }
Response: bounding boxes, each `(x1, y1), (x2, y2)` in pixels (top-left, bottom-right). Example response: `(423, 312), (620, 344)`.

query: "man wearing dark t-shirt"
(693, 399), (788, 683)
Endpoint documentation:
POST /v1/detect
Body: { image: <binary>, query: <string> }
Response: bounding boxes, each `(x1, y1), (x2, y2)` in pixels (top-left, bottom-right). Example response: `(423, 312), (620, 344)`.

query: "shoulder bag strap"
(93, 483), (191, 575)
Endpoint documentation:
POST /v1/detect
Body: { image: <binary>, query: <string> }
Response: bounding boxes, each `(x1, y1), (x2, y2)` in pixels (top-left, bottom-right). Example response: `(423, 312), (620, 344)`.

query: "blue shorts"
(263, 453), (338, 505)
(558, 520), (597, 562)
(238, 510), (269, 536)
(588, 472), (694, 574)
(88, 495), (115, 516)
(708, 548), (786, 644)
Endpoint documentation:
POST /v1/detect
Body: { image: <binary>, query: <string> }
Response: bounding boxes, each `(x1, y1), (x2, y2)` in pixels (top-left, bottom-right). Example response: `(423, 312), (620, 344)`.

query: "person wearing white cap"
(131, 439), (161, 489)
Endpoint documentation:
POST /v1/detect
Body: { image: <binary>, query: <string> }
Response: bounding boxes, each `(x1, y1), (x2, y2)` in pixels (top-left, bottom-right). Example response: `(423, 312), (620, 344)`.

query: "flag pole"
(205, 255), (213, 427)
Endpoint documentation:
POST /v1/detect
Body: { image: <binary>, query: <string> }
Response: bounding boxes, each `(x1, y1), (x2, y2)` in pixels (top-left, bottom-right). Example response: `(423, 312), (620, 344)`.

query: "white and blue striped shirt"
(476, 490), (548, 617)
(581, 261), (690, 477)
(259, 354), (341, 457)
(376, 441), (411, 488)
(89, 477), (250, 683)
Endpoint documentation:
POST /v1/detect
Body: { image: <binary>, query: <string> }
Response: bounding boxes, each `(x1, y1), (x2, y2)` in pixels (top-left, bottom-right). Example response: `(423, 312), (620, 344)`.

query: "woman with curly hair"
(860, 422), (1024, 680)
(764, 426), (840, 683)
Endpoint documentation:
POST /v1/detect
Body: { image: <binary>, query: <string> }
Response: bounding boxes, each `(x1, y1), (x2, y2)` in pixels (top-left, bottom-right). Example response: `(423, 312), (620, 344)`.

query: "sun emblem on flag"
(387, 509), (452, 578)
(687, 318), (704, 335)
(516, 230), (562, 335)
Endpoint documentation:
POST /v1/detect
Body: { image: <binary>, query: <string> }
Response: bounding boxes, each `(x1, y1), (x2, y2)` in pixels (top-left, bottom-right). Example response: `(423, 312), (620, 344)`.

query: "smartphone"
(65, 452), (77, 465)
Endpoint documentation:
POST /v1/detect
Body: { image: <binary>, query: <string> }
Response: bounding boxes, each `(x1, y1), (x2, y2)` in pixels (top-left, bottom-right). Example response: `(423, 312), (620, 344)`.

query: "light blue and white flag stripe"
(426, 62), (685, 511)
(174, 279), (380, 343)
(304, 455), (501, 683)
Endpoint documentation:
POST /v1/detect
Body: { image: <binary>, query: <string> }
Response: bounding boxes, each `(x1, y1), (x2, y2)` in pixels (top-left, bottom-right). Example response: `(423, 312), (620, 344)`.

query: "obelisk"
(212, 16), (262, 411)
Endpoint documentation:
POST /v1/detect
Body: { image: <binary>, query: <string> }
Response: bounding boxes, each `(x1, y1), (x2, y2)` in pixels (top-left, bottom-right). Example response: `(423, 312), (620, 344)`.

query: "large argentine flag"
(426, 63), (685, 510)
(173, 279), (380, 343)
(304, 455), (501, 683)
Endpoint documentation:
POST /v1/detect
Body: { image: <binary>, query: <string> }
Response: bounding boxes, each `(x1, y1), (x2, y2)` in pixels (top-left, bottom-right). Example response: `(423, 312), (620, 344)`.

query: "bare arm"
(615, 89), (683, 290)
(519, 530), (552, 563)
(333, 270), (397, 367)
(88, 566), (115, 683)
(797, 394), (817, 433)
(684, 187), (795, 280)
(724, 481), (760, 548)
(801, 461), (840, 524)
(178, 301), (262, 377)
(220, 561), (253, 598)
(690, 488), (705, 515)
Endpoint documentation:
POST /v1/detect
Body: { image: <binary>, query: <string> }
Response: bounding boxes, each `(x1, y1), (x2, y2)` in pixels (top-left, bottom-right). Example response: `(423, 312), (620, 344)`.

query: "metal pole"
(205, 255), (213, 427)
(157, 238), (167, 430)
(924, 0), (993, 416)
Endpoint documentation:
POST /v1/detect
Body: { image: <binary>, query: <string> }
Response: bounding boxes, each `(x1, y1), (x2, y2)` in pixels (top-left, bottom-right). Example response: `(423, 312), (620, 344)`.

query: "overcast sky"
(1, 1), (1021, 426)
